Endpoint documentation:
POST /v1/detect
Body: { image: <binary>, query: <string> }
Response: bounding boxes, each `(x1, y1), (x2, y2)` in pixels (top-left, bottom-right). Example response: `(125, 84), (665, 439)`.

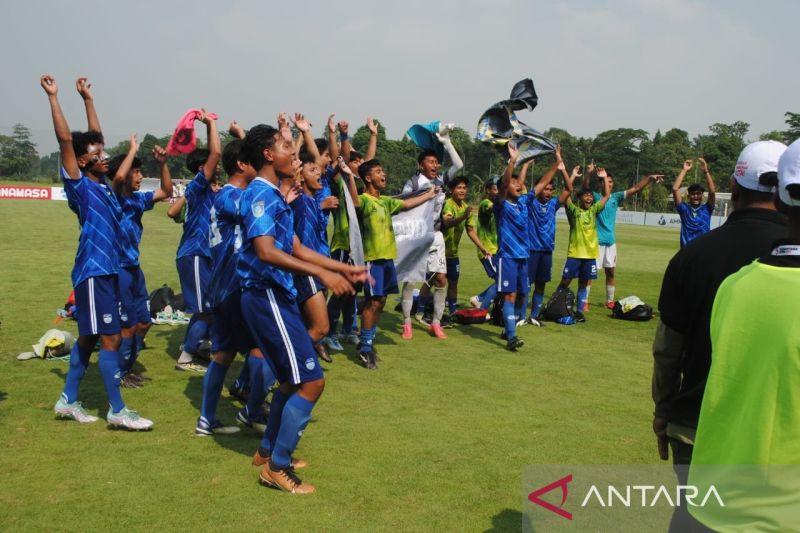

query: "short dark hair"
(71, 130), (105, 158)
(448, 175), (468, 189)
(485, 176), (500, 189)
(298, 151), (316, 166)
(687, 183), (705, 194)
(314, 138), (329, 155)
(186, 148), (209, 174)
(222, 140), (245, 177)
(418, 149), (439, 164)
(350, 150), (363, 161)
(242, 124), (279, 170)
(738, 186), (774, 206)
(106, 154), (141, 179)
(358, 158), (381, 180)
(577, 187), (593, 197)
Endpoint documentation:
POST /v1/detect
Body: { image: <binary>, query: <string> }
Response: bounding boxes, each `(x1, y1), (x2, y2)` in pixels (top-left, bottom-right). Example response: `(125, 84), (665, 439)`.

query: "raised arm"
(200, 109), (221, 180)
(401, 186), (437, 210)
(76, 77), (101, 134)
(498, 144), (519, 201)
(698, 158), (715, 206)
(339, 121), (352, 162)
(327, 114), (340, 162)
(560, 164), (577, 206)
(112, 135), (140, 193)
(228, 120), (246, 140)
(625, 174), (664, 197)
(672, 160), (692, 206)
(152, 145), (174, 201)
(365, 118), (378, 161)
(41, 75), (79, 180)
(293, 113), (323, 166)
(337, 157), (361, 208)
(596, 168), (612, 208)
(437, 127), (464, 181)
(533, 145), (562, 195)
(167, 195), (186, 220)
(583, 159), (595, 191)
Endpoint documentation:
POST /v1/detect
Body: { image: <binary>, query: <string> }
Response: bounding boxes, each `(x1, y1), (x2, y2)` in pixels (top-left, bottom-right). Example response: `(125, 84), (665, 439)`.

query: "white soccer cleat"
(107, 407), (154, 431)
(469, 296), (481, 309)
(54, 398), (99, 423)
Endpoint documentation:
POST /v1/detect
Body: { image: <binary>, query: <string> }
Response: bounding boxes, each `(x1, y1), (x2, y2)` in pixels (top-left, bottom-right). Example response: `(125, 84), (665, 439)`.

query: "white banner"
(555, 209), (725, 229)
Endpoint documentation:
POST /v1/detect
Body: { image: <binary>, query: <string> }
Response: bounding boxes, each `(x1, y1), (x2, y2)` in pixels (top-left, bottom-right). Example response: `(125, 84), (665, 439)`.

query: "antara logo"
(528, 474), (573, 520)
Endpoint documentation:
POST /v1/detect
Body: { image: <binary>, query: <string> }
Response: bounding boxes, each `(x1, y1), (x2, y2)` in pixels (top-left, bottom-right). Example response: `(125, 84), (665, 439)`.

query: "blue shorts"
(211, 290), (254, 354)
(177, 255), (212, 314)
(445, 257), (460, 281)
(496, 257), (528, 295)
(295, 275), (324, 304)
(74, 275), (121, 337)
(481, 256), (498, 279)
(241, 287), (323, 385)
(365, 259), (399, 298)
(527, 251), (553, 284)
(562, 257), (598, 281)
(119, 266), (151, 328)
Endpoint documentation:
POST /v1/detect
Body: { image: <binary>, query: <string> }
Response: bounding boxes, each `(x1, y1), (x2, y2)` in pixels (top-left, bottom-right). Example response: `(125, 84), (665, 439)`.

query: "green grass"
(0, 197), (680, 532)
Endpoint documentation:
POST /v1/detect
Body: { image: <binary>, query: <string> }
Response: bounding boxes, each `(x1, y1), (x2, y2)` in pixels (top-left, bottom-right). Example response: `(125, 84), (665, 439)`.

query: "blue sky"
(1, 0), (797, 154)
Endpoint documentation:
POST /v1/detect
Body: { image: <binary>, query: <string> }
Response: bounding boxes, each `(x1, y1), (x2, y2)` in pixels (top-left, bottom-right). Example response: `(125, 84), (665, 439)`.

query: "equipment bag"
(148, 284), (176, 318)
(453, 308), (488, 325)
(611, 296), (654, 321)
(542, 286), (576, 324)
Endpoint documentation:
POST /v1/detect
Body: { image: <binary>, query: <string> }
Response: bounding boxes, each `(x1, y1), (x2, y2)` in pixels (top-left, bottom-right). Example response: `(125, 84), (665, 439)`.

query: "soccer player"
(440, 176), (474, 318)
(323, 118), (378, 351)
(672, 158), (716, 247)
(172, 110), (221, 372)
(522, 152), (574, 325)
(584, 165), (664, 309)
(400, 130), (464, 334)
(559, 166), (611, 322)
(107, 143), (174, 387)
(352, 158), (437, 366)
(238, 123), (367, 494)
(42, 74), (152, 430)
(469, 177), (500, 311)
(196, 122), (260, 436)
(494, 146), (532, 350)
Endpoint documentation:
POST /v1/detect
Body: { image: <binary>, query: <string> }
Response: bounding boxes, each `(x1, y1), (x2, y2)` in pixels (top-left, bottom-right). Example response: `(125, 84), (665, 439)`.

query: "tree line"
(3, 112), (799, 212)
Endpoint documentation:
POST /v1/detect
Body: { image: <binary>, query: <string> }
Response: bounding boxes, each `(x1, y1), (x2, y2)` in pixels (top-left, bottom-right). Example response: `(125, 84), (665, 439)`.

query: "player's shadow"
(449, 321), (506, 349)
(486, 508), (533, 532)
(0, 390), (7, 403)
(48, 366), (108, 414)
(151, 325), (188, 361)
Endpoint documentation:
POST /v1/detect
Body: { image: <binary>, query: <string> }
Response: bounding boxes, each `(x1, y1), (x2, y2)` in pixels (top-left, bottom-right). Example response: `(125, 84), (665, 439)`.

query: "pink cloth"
(166, 109), (219, 156)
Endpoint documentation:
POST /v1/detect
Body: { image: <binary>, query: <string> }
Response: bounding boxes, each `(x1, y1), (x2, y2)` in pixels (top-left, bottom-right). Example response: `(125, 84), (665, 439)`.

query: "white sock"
(177, 350), (194, 364)
(432, 286), (447, 325)
(401, 282), (415, 324)
(607, 284), (615, 303)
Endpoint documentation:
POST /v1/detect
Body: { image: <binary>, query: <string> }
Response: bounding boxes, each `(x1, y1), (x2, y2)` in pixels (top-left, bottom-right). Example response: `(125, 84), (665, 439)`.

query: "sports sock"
(200, 360), (228, 424)
(584, 286), (591, 305)
(446, 297), (458, 314)
(531, 292), (544, 318)
(182, 314), (208, 355)
(401, 283), (415, 323)
(130, 334), (145, 370)
(62, 342), (93, 403)
(261, 388), (290, 454)
(577, 287), (589, 312)
(245, 356), (276, 419)
(479, 283), (497, 310)
(417, 295), (432, 315)
(98, 349), (125, 413)
(271, 394), (315, 468)
(503, 299), (517, 339)
(359, 326), (376, 353)
(515, 288), (529, 322)
(232, 354), (250, 390)
(343, 294), (358, 336)
(327, 295), (341, 336)
(432, 287), (446, 325)
(606, 284), (615, 303)
(118, 336), (134, 375)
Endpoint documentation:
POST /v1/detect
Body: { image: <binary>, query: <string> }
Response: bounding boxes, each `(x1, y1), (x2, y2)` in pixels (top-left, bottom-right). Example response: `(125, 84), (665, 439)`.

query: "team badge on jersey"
(252, 201), (265, 218)
(103, 313), (112, 324)
(305, 357), (316, 370)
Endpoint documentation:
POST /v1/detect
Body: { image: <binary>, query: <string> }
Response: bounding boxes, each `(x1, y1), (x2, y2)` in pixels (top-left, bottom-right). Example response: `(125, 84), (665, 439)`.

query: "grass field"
(0, 194), (681, 532)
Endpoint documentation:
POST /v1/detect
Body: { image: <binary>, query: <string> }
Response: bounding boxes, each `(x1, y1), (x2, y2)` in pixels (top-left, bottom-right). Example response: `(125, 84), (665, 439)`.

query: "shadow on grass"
(150, 324), (188, 362)
(0, 390), (7, 402)
(485, 508), (534, 532)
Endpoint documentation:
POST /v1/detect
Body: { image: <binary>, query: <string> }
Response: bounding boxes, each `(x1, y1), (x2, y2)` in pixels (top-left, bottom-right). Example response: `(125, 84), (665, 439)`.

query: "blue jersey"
(209, 184), (244, 307)
(524, 196), (560, 252)
(62, 167), (123, 286)
(313, 165), (334, 234)
(293, 193), (329, 256)
(237, 177), (296, 298)
(677, 202), (713, 246)
(493, 195), (530, 259)
(594, 191), (625, 246)
(177, 170), (215, 259)
(118, 191), (155, 267)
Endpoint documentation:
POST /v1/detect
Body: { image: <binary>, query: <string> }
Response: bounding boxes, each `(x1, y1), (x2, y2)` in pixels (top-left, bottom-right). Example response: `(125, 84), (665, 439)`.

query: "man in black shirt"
(652, 140), (788, 532)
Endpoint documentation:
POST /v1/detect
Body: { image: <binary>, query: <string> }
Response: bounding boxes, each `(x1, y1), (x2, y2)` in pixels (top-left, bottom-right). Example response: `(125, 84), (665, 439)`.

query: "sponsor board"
(0, 186), (68, 201)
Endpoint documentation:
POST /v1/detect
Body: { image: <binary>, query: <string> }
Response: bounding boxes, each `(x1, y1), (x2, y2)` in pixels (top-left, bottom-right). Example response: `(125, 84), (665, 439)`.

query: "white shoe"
(516, 319), (527, 328)
(54, 398), (99, 423)
(175, 360), (207, 373)
(527, 317), (544, 327)
(340, 333), (360, 345)
(469, 296), (481, 309)
(107, 407), (153, 431)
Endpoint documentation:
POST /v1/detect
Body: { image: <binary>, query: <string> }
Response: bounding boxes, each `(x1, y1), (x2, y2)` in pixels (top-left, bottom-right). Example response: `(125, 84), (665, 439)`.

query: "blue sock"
(98, 349), (125, 413)
(418, 295), (432, 314)
(183, 315), (208, 354)
(245, 356), (275, 419)
(359, 326), (376, 353)
(446, 297), (458, 314)
(577, 287), (588, 312)
(200, 361), (229, 424)
(515, 289), (529, 322)
(261, 388), (290, 454)
(129, 334), (145, 371)
(134, 334), (146, 354)
(343, 294), (358, 335)
(62, 342), (93, 403)
(271, 394), (315, 468)
(118, 336), (134, 375)
(503, 300), (517, 339)
(479, 283), (497, 310)
(531, 292), (544, 318)
(327, 295), (342, 336)
(233, 354), (250, 390)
